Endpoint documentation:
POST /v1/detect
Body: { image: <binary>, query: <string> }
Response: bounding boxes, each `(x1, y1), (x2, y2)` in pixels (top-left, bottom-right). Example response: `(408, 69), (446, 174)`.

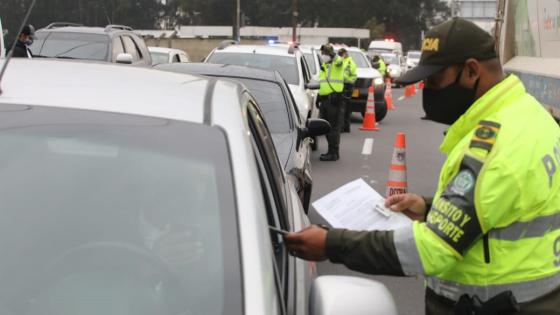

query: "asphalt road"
(308, 87), (448, 315)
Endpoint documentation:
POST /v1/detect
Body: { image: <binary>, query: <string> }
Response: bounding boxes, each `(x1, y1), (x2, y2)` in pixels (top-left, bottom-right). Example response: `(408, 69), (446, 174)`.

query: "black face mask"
(422, 68), (479, 125)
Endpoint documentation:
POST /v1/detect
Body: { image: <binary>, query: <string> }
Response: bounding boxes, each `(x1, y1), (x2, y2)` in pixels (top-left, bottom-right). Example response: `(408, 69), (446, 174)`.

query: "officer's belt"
(488, 211), (560, 241)
(319, 79), (344, 84)
(427, 273), (560, 303)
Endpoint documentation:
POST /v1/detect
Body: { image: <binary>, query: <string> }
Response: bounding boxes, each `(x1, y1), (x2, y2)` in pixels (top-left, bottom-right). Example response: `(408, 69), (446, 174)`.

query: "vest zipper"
(483, 233), (490, 263)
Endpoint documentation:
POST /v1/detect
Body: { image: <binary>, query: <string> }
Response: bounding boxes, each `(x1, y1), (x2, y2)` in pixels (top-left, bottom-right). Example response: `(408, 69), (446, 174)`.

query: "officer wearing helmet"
(12, 24), (35, 58)
(317, 44), (345, 161)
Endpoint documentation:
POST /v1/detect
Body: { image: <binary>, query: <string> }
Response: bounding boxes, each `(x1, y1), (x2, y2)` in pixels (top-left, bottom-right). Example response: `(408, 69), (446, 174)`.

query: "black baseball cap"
(21, 24), (36, 39)
(397, 18), (497, 85)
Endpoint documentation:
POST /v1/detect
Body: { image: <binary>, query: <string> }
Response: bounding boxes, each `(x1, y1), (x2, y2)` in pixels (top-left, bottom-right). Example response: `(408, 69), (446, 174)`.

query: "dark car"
(155, 63), (329, 211)
(30, 22), (151, 66)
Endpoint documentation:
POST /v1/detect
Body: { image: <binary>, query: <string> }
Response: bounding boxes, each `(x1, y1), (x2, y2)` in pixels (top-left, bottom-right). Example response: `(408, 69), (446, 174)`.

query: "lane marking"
(397, 95), (406, 101)
(362, 138), (374, 155)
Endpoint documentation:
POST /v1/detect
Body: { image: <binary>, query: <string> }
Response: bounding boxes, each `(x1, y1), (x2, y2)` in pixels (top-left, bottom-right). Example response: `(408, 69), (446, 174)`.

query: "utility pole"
(232, 0), (241, 41)
(292, 0), (298, 43)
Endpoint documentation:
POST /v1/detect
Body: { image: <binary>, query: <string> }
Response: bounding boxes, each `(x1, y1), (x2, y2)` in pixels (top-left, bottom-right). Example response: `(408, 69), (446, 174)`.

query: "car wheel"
(360, 101), (387, 122)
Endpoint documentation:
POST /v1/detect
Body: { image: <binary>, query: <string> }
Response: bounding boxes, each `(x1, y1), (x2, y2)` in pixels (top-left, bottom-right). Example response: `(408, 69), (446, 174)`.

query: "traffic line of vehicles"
(0, 22), (399, 315)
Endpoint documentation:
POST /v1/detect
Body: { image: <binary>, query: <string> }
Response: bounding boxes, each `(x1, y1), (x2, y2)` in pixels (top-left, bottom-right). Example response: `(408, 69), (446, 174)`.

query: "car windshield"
(408, 52), (421, 59)
(207, 52), (300, 85)
(150, 51), (169, 65)
(303, 53), (316, 73)
(30, 32), (108, 61)
(348, 51), (371, 68)
(235, 78), (291, 133)
(0, 106), (241, 315)
(382, 54), (398, 65)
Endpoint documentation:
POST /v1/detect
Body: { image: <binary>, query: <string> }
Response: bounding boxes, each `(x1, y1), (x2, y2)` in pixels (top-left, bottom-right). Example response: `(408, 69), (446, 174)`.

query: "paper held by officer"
(313, 178), (411, 231)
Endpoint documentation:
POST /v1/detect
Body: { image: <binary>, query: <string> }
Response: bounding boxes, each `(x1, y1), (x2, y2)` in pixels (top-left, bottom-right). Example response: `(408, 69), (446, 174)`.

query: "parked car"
(382, 52), (407, 86)
(334, 46), (388, 122)
(149, 46), (190, 65)
(0, 17), (5, 58)
(205, 42), (319, 124)
(0, 58), (397, 315)
(155, 62), (328, 210)
(29, 22), (151, 66)
(406, 50), (421, 70)
(298, 45), (321, 81)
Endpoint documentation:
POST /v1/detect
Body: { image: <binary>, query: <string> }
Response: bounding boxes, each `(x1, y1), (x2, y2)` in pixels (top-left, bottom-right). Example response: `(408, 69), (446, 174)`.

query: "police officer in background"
(372, 54), (387, 79)
(11, 25), (35, 58)
(285, 18), (560, 314)
(318, 44), (345, 161)
(338, 48), (357, 133)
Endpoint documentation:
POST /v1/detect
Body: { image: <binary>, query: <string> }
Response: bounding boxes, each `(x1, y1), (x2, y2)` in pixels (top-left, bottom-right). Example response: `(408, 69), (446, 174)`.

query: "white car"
(205, 43), (318, 124)
(406, 50), (421, 70)
(149, 46), (190, 65)
(0, 58), (398, 315)
(298, 45), (322, 81)
(0, 17), (5, 58)
(382, 52), (407, 86)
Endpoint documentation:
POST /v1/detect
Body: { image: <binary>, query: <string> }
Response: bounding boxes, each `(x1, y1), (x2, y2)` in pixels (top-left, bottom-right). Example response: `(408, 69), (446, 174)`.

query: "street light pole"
(232, 0), (240, 41)
(292, 0), (298, 43)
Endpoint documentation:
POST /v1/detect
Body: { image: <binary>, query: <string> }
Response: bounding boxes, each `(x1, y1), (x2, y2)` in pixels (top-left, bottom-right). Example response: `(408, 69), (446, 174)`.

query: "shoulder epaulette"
(469, 120), (501, 152)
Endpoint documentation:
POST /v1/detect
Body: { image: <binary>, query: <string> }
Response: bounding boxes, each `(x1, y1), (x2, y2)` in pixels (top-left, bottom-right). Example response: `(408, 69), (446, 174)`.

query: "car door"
(300, 55), (317, 118)
(245, 95), (311, 315)
(121, 35), (148, 66)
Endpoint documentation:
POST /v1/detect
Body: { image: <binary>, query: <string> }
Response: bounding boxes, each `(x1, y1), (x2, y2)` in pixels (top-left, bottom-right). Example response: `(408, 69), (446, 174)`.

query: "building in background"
(447, 0), (497, 32)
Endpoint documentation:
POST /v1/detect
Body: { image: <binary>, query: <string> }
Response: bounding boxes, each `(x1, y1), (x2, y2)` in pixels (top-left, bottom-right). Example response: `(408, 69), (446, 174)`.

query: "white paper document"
(312, 178), (412, 231)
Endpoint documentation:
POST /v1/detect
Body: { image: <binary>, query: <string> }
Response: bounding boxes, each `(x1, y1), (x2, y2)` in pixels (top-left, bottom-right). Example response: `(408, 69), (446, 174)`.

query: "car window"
(172, 53), (181, 63)
(246, 97), (289, 312)
(179, 53), (189, 63)
(207, 52), (300, 85)
(150, 51), (169, 65)
(234, 78), (291, 133)
(408, 52), (421, 59)
(122, 36), (139, 61)
(382, 54), (398, 65)
(300, 55), (311, 84)
(0, 107), (242, 315)
(282, 79), (302, 125)
(348, 51), (371, 68)
(30, 32), (108, 61)
(303, 53), (316, 74)
(112, 37), (125, 60)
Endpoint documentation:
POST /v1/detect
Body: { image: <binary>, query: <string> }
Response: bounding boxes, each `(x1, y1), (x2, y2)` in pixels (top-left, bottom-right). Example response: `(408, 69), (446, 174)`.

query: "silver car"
(0, 58), (397, 315)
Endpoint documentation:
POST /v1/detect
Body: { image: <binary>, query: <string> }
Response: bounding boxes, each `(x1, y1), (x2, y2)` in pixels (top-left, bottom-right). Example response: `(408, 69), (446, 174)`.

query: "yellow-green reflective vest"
(343, 56), (357, 84)
(378, 59), (387, 76)
(393, 75), (560, 303)
(319, 56), (345, 96)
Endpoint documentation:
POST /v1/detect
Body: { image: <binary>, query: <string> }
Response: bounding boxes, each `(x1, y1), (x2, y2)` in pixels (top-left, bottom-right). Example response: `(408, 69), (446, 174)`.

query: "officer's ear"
(463, 58), (481, 86)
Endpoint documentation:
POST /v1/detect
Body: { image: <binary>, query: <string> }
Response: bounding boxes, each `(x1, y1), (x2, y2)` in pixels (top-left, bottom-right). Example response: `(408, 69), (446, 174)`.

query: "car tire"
(311, 136), (318, 151)
(360, 101), (387, 122)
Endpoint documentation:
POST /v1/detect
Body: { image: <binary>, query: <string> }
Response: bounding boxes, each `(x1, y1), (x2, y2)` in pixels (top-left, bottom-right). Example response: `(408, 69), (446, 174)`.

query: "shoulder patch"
(470, 120), (501, 152)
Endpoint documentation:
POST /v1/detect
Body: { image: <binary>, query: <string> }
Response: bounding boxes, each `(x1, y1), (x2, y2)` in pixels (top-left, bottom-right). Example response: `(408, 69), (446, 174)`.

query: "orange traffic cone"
(359, 85), (380, 131)
(385, 79), (395, 110)
(418, 80), (425, 89)
(411, 83), (417, 94)
(386, 133), (408, 197)
(404, 85), (415, 98)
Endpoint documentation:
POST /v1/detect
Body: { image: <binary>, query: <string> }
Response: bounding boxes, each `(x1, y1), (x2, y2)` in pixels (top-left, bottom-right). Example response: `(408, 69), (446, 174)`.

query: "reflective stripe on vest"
(427, 273), (560, 303)
(489, 211), (560, 241)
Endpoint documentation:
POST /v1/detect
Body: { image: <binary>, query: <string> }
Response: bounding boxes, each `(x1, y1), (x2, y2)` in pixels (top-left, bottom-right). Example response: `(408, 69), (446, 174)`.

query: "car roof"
(37, 26), (132, 35)
(155, 63), (281, 83)
(0, 59), (218, 123)
(148, 47), (187, 54)
(214, 45), (298, 57)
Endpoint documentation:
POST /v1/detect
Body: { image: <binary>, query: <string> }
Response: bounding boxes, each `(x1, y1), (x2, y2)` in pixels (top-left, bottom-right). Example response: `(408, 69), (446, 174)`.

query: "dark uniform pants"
(319, 93), (344, 154)
(426, 286), (560, 315)
(343, 83), (354, 131)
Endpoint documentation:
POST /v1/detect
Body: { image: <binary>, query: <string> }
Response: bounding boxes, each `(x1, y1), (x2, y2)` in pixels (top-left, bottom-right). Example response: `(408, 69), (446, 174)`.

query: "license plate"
(352, 89), (359, 98)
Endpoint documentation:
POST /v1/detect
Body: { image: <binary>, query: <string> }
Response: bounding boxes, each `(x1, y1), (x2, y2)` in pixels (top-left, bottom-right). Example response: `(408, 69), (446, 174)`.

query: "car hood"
(271, 132), (293, 168)
(288, 84), (310, 116)
(388, 64), (401, 70)
(356, 67), (381, 79)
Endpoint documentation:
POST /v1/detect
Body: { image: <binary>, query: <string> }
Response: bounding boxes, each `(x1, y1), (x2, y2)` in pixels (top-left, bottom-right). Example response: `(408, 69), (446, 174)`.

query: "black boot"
(320, 153), (339, 161)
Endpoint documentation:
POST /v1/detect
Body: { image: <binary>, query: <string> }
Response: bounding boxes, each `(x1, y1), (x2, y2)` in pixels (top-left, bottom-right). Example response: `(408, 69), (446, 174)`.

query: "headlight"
(373, 78), (384, 86)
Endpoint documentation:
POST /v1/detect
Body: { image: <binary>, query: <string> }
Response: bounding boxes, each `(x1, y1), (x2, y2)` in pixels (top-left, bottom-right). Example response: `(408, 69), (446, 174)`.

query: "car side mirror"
(306, 81), (320, 90)
(310, 276), (398, 315)
(116, 53), (133, 64)
(301, 118), (330, 139)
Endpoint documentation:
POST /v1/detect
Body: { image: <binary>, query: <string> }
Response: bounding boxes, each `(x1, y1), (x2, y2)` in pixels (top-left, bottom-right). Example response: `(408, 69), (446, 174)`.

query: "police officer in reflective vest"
(318, 44), (345, 161)
(338, 48), (357, 133)
(285, 18), (560, 314)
